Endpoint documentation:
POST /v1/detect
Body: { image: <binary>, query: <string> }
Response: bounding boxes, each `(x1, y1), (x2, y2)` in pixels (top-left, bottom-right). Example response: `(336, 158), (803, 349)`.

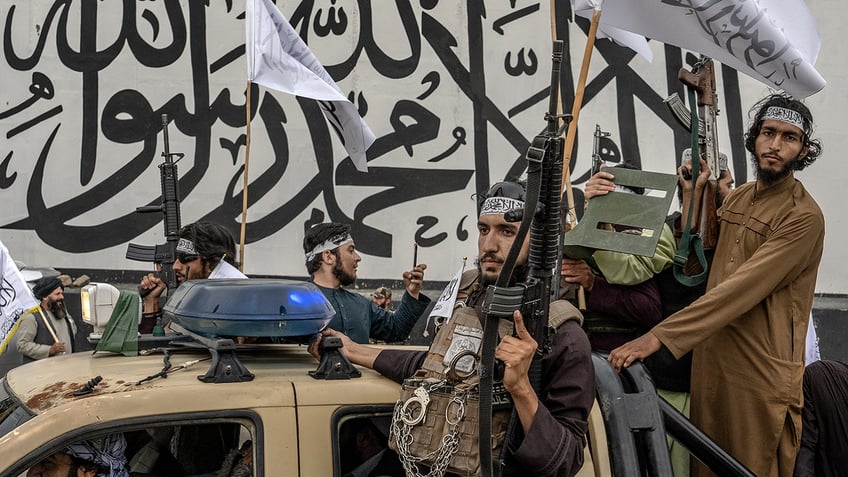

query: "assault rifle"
(590, 124), (611, 177)
(479, 40), (567, 477)
(126, 114), (184, 295)
(664, 56), (721, 250)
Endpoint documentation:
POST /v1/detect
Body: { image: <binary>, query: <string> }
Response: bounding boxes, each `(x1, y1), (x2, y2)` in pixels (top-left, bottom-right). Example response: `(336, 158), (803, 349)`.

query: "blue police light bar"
(162, 279), (335, 338)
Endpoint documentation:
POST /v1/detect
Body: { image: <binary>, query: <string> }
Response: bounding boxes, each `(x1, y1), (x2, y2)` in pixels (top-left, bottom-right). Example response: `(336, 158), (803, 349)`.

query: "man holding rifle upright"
(310, 181), (594, 477)
(610, 94), (825, 477)
(139, 221), (240, 332)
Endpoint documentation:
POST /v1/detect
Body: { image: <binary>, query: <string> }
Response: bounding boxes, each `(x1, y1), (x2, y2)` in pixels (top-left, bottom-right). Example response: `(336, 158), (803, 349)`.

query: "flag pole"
(239, 81), (252, 272)
(552, 2), (603, 309)
(558, 4), (602, 219)
(37, 306), (60, 343)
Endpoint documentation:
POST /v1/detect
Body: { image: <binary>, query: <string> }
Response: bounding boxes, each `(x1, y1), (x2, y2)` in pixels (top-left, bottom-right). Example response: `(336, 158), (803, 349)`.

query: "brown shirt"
(652, 176), (825, 477)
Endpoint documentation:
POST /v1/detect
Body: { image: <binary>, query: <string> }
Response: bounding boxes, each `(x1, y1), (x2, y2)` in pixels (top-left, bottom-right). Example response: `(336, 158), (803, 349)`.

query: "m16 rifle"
(479, 40), (567, 477)
(126, 114), (184, 295)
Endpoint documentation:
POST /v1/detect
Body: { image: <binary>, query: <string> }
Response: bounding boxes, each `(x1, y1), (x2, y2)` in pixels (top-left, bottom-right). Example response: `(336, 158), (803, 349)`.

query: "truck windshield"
(0, 378), (33, 438)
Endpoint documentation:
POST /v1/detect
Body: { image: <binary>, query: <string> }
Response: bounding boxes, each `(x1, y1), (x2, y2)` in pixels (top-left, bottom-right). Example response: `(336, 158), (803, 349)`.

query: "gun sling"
(673, 87), (710, 287)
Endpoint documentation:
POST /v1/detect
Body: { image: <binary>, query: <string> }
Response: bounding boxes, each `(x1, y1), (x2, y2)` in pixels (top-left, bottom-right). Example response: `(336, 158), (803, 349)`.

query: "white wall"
(0, 1), (844, 293)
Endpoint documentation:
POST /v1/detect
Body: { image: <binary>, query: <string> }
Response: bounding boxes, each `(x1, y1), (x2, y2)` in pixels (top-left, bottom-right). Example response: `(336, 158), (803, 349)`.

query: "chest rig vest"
(389, 270), (580, 477)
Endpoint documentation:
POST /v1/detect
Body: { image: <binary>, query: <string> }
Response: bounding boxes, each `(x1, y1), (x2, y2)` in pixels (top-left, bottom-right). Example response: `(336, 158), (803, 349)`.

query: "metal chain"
(392, 383), (468, 477)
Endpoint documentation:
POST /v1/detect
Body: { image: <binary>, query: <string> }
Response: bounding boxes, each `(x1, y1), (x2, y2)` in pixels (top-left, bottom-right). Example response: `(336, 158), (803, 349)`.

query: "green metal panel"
(564, 168), (678, 259)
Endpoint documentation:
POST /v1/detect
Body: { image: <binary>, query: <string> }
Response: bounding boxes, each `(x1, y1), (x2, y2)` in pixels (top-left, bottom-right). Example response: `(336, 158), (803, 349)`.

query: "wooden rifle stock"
(697, 180), (719, 251)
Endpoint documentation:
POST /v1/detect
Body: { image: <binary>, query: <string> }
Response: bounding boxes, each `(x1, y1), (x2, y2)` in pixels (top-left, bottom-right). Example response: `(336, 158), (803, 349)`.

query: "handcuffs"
(400, 350), (478, 426)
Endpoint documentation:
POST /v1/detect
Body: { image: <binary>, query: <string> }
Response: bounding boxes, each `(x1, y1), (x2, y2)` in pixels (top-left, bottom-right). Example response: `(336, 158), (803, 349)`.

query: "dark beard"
(48, 299), (67, 320)
(333, 260), (356, 287)
(753, 154), (796, 187)
(477, 260), (529, 287)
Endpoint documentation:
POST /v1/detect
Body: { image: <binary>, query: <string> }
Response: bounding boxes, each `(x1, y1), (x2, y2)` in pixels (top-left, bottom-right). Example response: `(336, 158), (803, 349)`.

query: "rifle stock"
(697, 180), (719, 252)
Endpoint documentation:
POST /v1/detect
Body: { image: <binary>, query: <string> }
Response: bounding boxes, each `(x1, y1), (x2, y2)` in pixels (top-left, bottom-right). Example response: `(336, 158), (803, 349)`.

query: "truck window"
(0, 379), (32, 438)
(333, 407), (402, 477)
(13, 420), (256, 477)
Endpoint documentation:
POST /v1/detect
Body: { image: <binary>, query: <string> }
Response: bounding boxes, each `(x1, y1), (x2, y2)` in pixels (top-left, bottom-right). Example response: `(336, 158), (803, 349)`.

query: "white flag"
(592, 0), (825, 98)
(246, 0), (375, 171)
(572, 1), (654, 62)
(423, 263), (466, 336)
(0, 241), (40, 355)
(208, 259), (248, 279)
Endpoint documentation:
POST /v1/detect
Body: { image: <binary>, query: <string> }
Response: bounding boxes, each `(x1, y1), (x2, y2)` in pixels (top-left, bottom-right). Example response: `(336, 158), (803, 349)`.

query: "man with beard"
(17, 276), (76, 362)
(139, 221), (242, 332)
(302, 222), (430, 344)
(609, 94), (825, 477)
(309, 181), (594, 476)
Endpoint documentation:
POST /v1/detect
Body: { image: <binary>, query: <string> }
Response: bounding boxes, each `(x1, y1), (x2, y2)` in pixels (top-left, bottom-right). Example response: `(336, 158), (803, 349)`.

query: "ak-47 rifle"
(479, 40), (567, 477)
(126, 114), (184, 295)
(664, 56), (721, 250)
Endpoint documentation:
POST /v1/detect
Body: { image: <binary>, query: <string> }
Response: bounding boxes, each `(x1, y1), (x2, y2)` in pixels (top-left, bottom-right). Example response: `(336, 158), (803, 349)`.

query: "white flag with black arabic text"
(422, 262), (466, 337)
(590, 0), (825, 98)
(245, 0), (375, 171)
(0, 240), (39, 355)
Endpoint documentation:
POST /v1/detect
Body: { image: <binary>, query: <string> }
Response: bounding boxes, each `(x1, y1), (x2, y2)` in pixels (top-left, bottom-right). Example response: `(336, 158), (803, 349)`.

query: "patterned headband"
(305, 233), (353, 261)
(66, 433), (129, 477)
(176, 238), (196, 254)
(762, 106), (809, 135)
(480, 197), (524, 216)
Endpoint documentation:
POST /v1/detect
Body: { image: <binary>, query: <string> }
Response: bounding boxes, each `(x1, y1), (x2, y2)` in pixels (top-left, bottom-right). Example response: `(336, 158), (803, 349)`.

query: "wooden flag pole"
(551, 3), (603, 309)
(239, 81), (252, 272)
(37, 306), (60, 343)
(558, 6), (602, 219)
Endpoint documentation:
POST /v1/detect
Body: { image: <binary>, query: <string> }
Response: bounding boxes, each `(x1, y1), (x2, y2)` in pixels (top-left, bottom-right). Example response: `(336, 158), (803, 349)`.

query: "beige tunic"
(652, 176), (824, 477)
(15, 307), (77, 360)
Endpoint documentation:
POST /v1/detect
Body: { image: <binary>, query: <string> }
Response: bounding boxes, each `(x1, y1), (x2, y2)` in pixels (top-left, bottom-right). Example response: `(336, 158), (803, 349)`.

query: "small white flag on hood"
(246, 0), (375, 171)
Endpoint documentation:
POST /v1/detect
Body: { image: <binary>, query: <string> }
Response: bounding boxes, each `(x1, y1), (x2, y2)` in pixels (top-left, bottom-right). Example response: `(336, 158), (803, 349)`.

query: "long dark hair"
(743, 94), (822, 171)
(179, 222), (238, 270)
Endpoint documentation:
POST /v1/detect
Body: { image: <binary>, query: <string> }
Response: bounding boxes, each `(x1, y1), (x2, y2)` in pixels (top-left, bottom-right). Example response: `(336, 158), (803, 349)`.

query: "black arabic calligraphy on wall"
(0, 0), (747, 276)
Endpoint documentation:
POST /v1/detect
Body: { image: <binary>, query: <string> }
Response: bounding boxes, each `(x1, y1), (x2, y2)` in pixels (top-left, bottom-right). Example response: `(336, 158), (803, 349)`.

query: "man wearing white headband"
(610, 93), (825, 477)
(310, 181), (594, 476)
(303, 222), (430, 344)
(139, 222), (240, 333)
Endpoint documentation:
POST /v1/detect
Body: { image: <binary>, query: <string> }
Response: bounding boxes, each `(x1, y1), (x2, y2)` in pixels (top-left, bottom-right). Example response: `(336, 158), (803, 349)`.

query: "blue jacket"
(313, 284), (430, 344)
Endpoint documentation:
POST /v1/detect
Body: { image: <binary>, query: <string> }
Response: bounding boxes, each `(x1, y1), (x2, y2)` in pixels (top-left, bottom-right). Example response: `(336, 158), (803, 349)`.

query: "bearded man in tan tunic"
(609, 94), (825, 477)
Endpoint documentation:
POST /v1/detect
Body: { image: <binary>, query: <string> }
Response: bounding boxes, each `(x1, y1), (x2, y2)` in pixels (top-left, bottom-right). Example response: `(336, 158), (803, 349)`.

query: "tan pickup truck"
(0, 280), (751, 477)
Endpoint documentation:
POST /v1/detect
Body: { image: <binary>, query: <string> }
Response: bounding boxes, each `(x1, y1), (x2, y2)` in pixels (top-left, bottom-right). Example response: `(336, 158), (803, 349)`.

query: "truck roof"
(4, 344), (402, 415)
(0, 343), (413, 475)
